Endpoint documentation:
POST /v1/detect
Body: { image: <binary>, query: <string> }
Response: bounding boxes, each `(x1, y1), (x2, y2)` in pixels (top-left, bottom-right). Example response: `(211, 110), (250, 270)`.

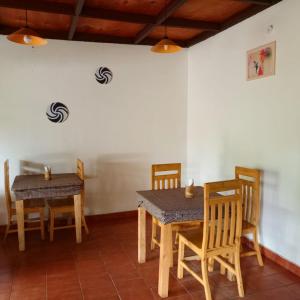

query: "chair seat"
(179, 226), (204, 249)
(24, 199), (45, 208)
(11, 199), (45, 213)
(155, 216), (202, 230)
(47, 198), (74, 208)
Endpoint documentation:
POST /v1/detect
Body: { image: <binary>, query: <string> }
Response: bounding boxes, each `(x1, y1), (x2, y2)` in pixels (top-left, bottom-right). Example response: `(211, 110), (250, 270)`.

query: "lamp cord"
(164, 0), (168, 38)
(25, 8), (28, 28)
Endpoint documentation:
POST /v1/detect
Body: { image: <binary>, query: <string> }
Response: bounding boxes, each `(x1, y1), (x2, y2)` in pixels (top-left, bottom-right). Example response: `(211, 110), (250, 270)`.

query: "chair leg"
(82, 215), (89, 234)
(208, 258), (214, 272)
(151, 217), (157, 250)
(47, 208), (51, 232)
(40, 209), (45, 240)
(49, 210), (55, 242)
(220, 255), (227, 275)
(201, 258), (212, 300)
(253, 229), (264, 266)
(175, 231), (179, 245)
(67, 214), (73, 226)
(177, 237), (184, 279)
(3, 223), (10, 240)
(3, 214), (12, 240)
(234, 250), (244, 297)
(220, 263), (226, 275)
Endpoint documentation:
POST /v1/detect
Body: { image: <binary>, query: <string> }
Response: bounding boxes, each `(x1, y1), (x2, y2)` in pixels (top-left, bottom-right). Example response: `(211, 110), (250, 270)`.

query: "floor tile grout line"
(73, 250), (85, 300)
(108, 273), (122, 300)
(45, 271), (48, 300)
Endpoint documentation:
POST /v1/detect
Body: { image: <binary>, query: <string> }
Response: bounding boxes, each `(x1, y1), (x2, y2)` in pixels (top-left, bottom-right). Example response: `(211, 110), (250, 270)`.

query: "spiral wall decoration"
(95, 67), (113, 84)
(46, 102), (69, 123)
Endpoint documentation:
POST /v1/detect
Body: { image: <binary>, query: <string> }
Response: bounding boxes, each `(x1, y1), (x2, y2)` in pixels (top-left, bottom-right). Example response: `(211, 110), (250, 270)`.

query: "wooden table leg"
(74, 194), (82, 243)
(16, 200), (25, 251)
(158, 223), (172, 298)
(138, 207), (146, 263)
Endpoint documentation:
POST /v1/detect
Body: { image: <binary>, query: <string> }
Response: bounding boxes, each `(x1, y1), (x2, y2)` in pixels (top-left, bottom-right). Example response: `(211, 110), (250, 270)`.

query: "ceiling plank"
(81, 7), (153, 24)
(83, 7), (220, 31)
(164, 19), (220, 31)
(187, 1), (282, 47)
(134, 0), (187, 44)
(0, 0), (219, 31)
(68, 0), (85, 40)
(0, 0), (73, 15)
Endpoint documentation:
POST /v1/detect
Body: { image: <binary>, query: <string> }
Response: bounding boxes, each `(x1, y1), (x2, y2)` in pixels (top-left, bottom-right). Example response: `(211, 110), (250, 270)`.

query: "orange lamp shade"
(151, 38), (182, 54)
(7, 28), (47, 46)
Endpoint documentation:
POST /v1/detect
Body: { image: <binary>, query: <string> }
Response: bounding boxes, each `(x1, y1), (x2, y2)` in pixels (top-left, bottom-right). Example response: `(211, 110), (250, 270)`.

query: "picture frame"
(247, 41), (276, 81)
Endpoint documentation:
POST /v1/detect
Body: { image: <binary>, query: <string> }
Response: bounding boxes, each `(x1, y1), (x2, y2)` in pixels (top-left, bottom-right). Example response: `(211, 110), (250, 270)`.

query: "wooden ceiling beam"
(73, 32), (188, 47)
(68, 0), (85, 40)
(164, 19), (220, 31)
(187, 1), (282, 47)
(134, 0), (187, 44)
(234, 0), (273, 5)
(0, 25), (188, 47)
(0, 25), (68, 39)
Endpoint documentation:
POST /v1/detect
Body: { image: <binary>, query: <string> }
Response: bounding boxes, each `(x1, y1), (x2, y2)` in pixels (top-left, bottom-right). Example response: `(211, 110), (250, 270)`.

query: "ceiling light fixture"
(7, 9), (47, 46)
(151, 0), (182, 54)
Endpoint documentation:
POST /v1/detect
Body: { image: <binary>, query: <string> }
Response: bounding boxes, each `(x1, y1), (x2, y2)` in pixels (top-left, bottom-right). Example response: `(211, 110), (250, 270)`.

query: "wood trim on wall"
(242, 237), (300, 277)
(0, 209), (299, 278)
(86, 210), (138, 222)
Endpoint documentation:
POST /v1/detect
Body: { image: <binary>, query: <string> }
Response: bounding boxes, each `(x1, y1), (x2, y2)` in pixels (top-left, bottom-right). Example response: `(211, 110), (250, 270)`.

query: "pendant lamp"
(151, 38), (182, 54)
(7, 9), (47, 46)
(151, 0), (182, 54)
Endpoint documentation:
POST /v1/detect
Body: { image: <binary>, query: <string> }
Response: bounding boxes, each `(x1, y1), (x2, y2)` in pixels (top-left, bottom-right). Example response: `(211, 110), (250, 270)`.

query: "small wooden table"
(12, 173), (83, 251)
(137, 187), (205, 298)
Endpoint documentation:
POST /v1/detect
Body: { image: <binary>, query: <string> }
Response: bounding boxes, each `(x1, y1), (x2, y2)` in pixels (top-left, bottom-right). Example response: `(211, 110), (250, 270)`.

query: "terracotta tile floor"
(0, 216), (299, 299)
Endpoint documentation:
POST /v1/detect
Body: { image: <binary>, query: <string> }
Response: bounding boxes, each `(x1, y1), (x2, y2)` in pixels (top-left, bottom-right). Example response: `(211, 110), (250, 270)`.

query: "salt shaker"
(185, 179), (194, 198)
(44, 166), (51, 180)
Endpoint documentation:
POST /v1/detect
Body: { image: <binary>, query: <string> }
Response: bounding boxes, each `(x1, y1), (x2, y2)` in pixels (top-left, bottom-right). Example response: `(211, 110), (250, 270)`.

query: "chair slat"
(229, 201), (236, 245)
(222, 202), (230, 246)
(215, 203), (223, 248)
(208, 204), (216, 249)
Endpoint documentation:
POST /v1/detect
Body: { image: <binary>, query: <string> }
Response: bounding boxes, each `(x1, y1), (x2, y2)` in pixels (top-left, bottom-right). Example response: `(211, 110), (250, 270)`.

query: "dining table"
(137, 186), (206, 298)
(12, 173), (83, 251)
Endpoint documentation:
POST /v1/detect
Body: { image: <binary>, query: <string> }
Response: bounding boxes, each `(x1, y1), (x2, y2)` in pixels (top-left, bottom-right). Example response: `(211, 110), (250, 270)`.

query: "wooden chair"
(177, 179), (244, 300)
(48, 159), (89, 241)
(235, 166), (263, 266)
(3, 160), (45, 240)
(151, 163), (201, 251)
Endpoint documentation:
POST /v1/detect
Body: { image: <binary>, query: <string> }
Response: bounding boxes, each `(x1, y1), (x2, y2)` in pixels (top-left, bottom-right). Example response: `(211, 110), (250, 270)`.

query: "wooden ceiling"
(0, 0), (282, 47)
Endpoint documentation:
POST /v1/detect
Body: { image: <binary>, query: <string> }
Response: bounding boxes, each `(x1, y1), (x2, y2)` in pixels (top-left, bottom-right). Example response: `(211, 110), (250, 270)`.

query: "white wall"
(187, 0), (300, 265)
(1, 0), (299, 267)
(0, 37), (187, 223)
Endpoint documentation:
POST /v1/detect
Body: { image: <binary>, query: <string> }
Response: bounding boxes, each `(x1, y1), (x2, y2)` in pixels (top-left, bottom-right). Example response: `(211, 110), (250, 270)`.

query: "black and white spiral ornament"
(95, 67), (113, 84)
(46, 102), (69, 123)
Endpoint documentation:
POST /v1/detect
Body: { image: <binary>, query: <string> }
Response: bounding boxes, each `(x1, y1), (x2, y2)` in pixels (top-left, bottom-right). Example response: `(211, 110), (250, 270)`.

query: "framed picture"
(247, 41), (276, 81)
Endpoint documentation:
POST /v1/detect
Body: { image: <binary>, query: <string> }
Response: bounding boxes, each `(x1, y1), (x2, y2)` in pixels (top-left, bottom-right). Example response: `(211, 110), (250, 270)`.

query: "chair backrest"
(77, 159), (84, 181)
(202, 179), (243, 253)
(151, 163), (181, 190)
(4, 160), (12, 217)
(235, 166), (261, 226)
(77, 159), (86, 209)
